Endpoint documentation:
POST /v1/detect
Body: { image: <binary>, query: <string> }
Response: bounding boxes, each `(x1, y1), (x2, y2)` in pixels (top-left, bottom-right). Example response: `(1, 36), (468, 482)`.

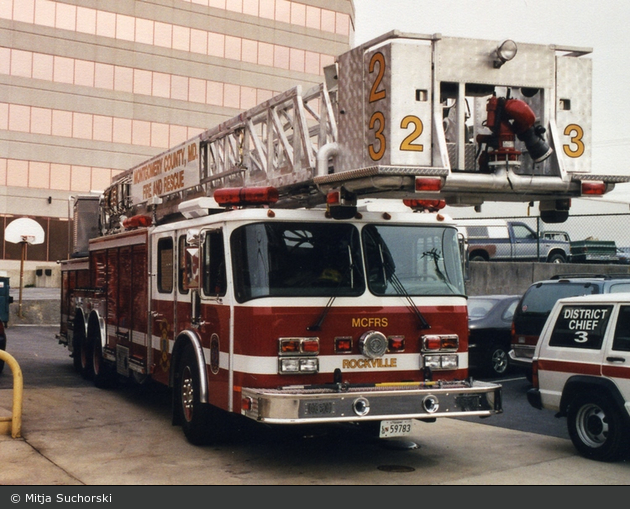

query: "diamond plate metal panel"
(556, 56), (592, 174)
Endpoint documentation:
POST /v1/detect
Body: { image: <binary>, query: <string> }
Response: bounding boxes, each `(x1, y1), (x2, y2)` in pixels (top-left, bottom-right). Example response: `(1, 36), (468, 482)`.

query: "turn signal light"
(581, 181), (607, 196)
(415, 177), (443, 192)
(279, 337), (320, 355)
(388, 336), (405, 352)
(335, 337), (353, 353)
(422, 334), (459, 352)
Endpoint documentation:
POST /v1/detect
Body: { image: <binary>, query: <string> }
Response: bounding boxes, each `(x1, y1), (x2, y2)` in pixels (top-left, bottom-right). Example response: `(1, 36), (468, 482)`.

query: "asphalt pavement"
(1, 325), (629, 486)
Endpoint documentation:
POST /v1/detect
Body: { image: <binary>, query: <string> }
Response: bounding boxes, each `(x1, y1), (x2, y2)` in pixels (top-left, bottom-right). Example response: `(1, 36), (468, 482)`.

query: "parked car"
(510, 274), (630, 378)
(0, 320), (6, 375)
(468, 295), (521, 377)
(528, 293), (630, 462)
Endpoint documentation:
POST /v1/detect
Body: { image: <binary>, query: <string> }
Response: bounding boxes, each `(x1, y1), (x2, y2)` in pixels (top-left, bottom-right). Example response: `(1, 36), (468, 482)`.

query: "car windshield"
(468, 298), (497, 318)
(231, 221), (465, 302)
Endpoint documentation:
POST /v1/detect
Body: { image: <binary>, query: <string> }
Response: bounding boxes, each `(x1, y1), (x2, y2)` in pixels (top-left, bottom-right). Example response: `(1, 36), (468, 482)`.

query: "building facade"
(0, 0), (355, 283)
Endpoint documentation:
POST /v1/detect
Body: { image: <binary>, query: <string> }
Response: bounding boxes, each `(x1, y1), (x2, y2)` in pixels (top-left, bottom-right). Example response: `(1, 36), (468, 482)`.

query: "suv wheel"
(567, 392), (629, 462)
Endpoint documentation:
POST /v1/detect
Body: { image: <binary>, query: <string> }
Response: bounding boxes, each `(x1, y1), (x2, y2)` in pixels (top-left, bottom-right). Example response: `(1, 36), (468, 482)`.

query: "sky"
(350, 0), (630, 212)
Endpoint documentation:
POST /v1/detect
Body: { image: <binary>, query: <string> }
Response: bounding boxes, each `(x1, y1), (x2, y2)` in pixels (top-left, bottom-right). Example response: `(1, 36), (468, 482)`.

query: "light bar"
(213, 186), (279, 207)
(122, 215), (152, 229)
(403, 199), (446, 212)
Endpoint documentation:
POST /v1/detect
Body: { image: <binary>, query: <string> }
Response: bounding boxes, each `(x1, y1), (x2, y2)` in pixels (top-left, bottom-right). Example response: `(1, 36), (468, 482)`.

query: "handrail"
(0, 350), (23, 438)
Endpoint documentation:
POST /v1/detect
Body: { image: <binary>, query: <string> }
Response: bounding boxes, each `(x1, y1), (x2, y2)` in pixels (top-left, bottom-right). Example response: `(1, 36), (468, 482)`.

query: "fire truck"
(58, 31), (626, 445)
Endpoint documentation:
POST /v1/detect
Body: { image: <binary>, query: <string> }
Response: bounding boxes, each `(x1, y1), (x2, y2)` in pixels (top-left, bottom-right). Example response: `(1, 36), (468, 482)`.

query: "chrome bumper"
(241, 380), (502, 424)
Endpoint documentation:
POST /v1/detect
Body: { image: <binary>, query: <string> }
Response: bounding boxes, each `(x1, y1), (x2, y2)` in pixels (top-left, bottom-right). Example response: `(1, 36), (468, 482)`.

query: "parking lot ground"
(1, 326), (629, 485)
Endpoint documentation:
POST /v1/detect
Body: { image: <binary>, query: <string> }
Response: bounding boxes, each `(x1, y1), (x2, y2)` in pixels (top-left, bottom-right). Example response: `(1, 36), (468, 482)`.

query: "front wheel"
(547, 253), (566, 264)
(567, 393), (629, 462)
(176, 344), (213, 445)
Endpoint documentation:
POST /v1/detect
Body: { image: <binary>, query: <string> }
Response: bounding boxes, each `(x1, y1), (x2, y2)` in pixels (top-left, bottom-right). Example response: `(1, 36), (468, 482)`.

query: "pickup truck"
(457, 220), (570, 263)
(542, 231), (619, 263)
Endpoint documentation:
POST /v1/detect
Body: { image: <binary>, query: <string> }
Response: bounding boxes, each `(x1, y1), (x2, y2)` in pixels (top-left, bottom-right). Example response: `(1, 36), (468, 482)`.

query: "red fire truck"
(58, 32), (624, 444)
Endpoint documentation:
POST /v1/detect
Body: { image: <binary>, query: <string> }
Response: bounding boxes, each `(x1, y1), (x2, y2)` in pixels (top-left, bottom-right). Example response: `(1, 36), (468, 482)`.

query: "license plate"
(379, 419), (412, 438)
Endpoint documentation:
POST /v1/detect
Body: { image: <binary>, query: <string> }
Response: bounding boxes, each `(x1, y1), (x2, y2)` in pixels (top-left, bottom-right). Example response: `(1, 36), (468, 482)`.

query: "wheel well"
(559, 376), (630, 424)
(170, 330), (208, 404)
(547, 249), (567, 261)
(469, 249), (489, 261)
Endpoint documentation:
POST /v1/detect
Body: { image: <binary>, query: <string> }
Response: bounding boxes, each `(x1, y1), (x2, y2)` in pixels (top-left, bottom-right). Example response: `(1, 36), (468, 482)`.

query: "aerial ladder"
(97, 31), (628, 235)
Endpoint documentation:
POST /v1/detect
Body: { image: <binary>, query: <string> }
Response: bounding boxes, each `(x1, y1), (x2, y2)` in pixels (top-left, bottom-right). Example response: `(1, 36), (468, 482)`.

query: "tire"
(487, 344), (509, 377)
(470, 253), (488, 262)
(547, 253), (566, 264)
(567, 392), (629, 462)
(176, 344), (213, 445)
(92, 335), (113, 389)
(79, 333), (94, 380)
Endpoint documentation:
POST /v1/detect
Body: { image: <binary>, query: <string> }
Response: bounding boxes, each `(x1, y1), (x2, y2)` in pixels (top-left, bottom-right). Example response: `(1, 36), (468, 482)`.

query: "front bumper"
(241, 380), (502, 424)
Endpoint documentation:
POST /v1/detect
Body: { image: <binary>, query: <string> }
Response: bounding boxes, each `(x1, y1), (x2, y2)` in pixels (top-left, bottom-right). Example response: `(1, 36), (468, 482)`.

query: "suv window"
(514, 282), (599, 336)
(613, 305), (630, 352)
(549, 304), (613, 350)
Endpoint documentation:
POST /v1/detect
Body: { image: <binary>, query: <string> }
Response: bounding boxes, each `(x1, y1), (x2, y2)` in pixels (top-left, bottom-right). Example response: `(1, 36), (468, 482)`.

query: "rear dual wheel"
(92, 335), (114, 389)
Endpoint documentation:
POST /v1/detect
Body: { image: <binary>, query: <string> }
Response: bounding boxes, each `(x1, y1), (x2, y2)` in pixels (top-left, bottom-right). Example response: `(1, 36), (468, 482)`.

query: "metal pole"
(18, 241), (25, 319)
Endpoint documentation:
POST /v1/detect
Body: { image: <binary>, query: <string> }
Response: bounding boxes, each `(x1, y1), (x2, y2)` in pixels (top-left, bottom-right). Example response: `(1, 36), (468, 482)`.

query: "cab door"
(603, 305), (630, 402)
(198, 228), (232, 412)
(151, 231), (177, 385)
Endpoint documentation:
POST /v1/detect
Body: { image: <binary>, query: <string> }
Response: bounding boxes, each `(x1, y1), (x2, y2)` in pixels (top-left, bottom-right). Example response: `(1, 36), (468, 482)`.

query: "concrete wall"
(466, 261), (630, 296)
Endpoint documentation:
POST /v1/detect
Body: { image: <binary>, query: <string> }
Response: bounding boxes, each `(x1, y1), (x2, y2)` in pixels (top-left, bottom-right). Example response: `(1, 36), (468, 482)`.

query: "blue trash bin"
(0, 277), (13, 324)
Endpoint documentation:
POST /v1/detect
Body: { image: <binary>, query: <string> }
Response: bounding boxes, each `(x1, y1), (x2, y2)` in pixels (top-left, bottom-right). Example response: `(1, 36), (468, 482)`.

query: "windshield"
(362, 224), (465, 297)
(231, 222), (465, 302)
(231, 222), (364, 302)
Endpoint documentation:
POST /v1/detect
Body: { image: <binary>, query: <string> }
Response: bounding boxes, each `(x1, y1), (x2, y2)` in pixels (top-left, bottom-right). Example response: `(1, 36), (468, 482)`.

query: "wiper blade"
(307, 245), (356, 332)
(388, 270), (431, 330)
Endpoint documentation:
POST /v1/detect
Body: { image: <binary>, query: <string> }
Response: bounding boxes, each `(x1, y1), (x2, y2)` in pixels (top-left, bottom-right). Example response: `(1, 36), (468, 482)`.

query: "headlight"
(278, 357), (319, 375)
(423, 354), (458, 370)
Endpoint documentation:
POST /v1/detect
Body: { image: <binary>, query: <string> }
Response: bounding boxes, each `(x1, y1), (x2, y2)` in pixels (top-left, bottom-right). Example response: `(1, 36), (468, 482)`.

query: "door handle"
(606, 356), (626, 363)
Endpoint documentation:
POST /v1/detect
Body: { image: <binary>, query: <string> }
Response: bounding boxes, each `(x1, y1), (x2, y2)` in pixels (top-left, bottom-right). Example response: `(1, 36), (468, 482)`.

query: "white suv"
(527, 293), (630, 462)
